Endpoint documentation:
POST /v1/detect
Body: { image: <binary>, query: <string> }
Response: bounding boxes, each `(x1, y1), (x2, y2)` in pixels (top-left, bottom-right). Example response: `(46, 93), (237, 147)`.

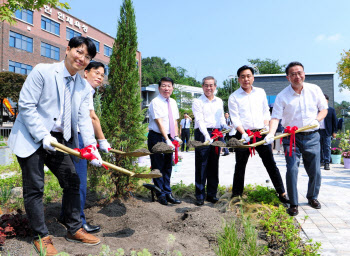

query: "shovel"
(51, 141), (162, 179)
(109, 148), (152, 157)
(232, 124), (318, 148)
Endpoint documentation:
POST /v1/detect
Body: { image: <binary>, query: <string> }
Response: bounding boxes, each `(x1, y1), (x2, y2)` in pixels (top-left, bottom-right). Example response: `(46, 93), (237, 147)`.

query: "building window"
(89, 38), (100, 52)
(41, 42), (60, 60)
(41, 16), (60, 35)
(194, 93), (202, 98)
(66, 27), (81, 40)
(104, 45), (112, 57)
(9, 61), (32, 75)
(15, 9), (33, 24)
(104, 65), (110, 76)
(9, 31), (33, 52)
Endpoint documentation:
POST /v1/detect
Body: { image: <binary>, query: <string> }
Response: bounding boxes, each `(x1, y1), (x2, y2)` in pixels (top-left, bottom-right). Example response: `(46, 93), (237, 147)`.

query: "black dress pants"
(232, 133), (285, 196)
(147, 130), (173, 198)
(17, 132), (82, 239)
(194, 129), (220, 200)
(181, 128), (190, 151)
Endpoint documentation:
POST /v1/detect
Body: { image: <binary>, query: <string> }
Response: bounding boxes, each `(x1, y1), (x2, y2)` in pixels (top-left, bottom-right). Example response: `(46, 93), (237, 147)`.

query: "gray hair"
(202, 76), (217, 86)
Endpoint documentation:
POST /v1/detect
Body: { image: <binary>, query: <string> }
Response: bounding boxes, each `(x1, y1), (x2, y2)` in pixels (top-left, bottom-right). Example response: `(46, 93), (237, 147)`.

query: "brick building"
(0, 4), (142, 85)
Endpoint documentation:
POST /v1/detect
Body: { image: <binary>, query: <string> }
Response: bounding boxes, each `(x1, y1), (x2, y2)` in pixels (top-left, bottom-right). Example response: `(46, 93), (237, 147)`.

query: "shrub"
(331, 148), (342, 155)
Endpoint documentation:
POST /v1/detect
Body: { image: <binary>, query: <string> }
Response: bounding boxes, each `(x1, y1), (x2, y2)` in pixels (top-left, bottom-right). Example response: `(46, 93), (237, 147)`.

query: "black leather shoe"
(158, 196), (168, 205)
(206, 196), (219, 204)
(278, 193), (290, 204)
(287, 205), (299, 216)
(324, 163), (330, 170)
(195, 199), (204, 206)
(166, 194), (181, 204)
(308, 199), (321, 209)
(83, 223), (100, 233)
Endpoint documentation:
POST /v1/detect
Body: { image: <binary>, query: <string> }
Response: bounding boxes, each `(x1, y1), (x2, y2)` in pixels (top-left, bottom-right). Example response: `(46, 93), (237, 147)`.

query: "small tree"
(0, 72), (26, 101)
(337, 50), (350, 91)
(217, 77), (240, 112)
(0, 0), (69, 24)
(248, 58), (286, 74)
(100, 0), (147, 197)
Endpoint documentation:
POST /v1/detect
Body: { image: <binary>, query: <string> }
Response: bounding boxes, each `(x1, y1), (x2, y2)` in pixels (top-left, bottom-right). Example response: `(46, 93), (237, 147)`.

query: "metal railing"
(0, 127), (12, 141)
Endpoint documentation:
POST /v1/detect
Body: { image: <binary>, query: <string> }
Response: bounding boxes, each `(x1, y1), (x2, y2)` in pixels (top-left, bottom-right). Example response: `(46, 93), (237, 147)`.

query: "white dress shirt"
(85, 79), (96, 111)
(228, 86), (270, 130)
(272, 82), (328, 131)
(180, 118), (191, 129)
(51, 64), (77, 133)
(148, 94), (179, 134)
(192, 94), (226, 137)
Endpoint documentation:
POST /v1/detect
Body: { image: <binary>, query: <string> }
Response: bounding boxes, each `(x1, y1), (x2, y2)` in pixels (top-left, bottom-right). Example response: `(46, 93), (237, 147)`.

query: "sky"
(66, 0), (350, 103)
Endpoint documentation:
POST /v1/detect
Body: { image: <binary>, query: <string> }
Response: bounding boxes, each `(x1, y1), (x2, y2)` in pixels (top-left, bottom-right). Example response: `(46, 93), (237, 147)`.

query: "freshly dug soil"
(188, 140), (205, 148)
(149, 169), (161, 176)
(227, 137), (244, 147)
(134, 148), (151, 154)
(151, 142), (173, 153)
(2, 197), (235, 256)
(211, 141), (226, 147)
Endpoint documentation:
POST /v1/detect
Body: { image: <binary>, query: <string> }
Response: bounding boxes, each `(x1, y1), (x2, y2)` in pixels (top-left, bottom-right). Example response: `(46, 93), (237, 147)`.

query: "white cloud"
(315, 33), (341, 42)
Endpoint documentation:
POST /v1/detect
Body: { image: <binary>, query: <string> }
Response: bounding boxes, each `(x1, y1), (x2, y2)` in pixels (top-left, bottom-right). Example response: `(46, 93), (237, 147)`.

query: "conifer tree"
(101, 0), (147, 196)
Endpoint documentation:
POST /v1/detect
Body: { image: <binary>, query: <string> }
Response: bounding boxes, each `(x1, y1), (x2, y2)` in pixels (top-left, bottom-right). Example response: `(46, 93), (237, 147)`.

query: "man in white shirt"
(228, 65), (288, 203)
(60, 62), (110, 233)
(192, 76), (229, 206)
(265, 62), (328, 216)
(148, 77), (182, 205)
(222, 112), (235, 156)
(179, 113), (192, 152)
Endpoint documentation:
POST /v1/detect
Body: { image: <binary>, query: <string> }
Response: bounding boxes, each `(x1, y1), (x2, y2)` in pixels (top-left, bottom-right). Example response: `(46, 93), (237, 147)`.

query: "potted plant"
(342, 150), (350, 169)
(331, 148), (342, 164)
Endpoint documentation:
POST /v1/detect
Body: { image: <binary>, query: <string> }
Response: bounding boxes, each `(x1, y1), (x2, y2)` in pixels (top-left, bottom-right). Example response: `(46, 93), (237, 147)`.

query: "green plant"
(0, 156), (20, 174)
(331, 147), (342, 155)
(244, 184), (280, 205)
(336, 130), (350, 151)
(43, 170), (63, 204)
(342, 150), (350, 158)
(0, 185), (13, 205)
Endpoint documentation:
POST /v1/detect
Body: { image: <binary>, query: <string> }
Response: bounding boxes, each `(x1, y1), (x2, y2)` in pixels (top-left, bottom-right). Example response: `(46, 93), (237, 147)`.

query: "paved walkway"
(139, 150), (350, 256)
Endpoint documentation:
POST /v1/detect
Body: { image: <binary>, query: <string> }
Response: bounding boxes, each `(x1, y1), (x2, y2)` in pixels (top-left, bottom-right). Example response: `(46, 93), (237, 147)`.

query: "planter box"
(0, 146), (13, 166)
(331, 154), (341, 164)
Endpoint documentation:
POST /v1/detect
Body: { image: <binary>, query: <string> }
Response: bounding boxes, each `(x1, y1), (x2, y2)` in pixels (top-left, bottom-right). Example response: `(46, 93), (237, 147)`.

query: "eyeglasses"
(203, 84), (215, 88)
(75, 48), (92, 62)
(289, 71), (304, 77)
(92, 70), (105, 78)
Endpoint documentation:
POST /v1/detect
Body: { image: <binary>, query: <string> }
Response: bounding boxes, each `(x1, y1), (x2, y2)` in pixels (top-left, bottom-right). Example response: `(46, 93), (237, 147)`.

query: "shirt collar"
(201, 94), (217, 102)
(63, 66), (77, 81)
(84, 79), (96, 95)
(158, 94), (170, 102)
(288, 84), (302, 96)
(238, 85), (255, 94)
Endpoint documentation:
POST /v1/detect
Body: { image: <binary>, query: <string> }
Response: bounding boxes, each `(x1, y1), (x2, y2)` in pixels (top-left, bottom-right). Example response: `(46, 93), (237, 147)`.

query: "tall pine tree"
(101, 0), (147, 196)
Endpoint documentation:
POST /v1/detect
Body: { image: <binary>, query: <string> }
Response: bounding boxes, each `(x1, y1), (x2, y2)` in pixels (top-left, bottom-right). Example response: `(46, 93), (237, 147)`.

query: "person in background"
(222, 112), (235, 156)
(179, 113), (192, 152)
(319, 94), (338, 170)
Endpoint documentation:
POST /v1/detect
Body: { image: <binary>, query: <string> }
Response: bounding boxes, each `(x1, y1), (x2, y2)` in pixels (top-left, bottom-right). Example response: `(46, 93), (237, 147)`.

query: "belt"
(182, 128), (190, 129)
(297, 130), (318, 136)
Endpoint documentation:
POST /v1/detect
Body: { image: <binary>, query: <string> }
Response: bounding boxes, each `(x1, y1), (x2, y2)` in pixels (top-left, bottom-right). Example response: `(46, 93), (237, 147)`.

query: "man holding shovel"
(192, 76), (229, 206)
(265, 62), (328, 216)
(148, 77), (182, 205)
(60, 61), (111, 233)
(228, 65), (288, 203)
(8, 36), (102, 255)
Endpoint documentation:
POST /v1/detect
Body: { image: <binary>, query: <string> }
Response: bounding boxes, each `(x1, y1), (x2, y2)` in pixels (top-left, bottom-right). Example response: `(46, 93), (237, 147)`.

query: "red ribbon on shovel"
(246, 130), (262, 157)
(211, 129), (223, 155)
(283, 126), (298, 157)
(74, 145), (109, 169)
(172, 140), (180, 164)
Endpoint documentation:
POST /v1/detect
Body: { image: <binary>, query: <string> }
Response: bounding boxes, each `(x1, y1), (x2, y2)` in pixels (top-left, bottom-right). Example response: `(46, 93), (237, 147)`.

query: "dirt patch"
(227, 138), (244, 147)
(211, 141), (226, 147)
(134, 148), (151, 154)
(151, 142), (173, 154)
(188, 140), (204, 148)
(2, 196), (236, 256)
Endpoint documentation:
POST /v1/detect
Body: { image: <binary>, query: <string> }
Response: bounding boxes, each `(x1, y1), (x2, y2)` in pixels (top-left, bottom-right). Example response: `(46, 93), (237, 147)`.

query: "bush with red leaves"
(0, 210), (31, 247)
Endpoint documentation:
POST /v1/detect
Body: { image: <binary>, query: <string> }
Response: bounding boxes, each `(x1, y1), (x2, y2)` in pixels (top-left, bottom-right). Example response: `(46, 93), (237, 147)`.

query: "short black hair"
(324, 94), (329, 100)
(85, 61), (105, 72)
(237, 65), (254, 77)
(158, 77), (174, 86)
(202, 76), (217, 85)
(285, 61), (304, 75)
(68, 36), (97, 59)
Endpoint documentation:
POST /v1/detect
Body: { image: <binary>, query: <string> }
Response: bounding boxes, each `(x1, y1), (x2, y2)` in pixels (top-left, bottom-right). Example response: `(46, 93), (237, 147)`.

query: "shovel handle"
(109, 148), (125, 154)
(51, 141), (135, 177)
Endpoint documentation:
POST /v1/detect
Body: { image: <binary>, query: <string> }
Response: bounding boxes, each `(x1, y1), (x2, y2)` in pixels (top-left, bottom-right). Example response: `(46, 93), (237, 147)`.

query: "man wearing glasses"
(9, 36), (102, 255)
(265, 62), (328, 216)
(60, 62), (111, 234)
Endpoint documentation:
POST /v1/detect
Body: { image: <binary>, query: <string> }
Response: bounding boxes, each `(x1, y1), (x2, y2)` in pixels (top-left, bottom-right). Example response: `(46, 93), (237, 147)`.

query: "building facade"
(0, 4), (142, 85)
(254, 73), (335, 107)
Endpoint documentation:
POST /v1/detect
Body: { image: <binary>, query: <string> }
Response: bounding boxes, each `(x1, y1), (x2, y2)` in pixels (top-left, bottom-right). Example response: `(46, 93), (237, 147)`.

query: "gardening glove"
(98, 139), (111, 153)
(166, 139), (175, 150)
(264, 133), (275, 145)
(242, 133), (250, 143)
(43, 134), (57, 152)
(204, 134), (213, 144)
(89, 145), (103, 167)
(309, 119), (320, 130)
(263, 125), (270, 132)
(174, 136), (183, 145)
(221, 124), (231, 131)
(229, 129), (236, 136)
